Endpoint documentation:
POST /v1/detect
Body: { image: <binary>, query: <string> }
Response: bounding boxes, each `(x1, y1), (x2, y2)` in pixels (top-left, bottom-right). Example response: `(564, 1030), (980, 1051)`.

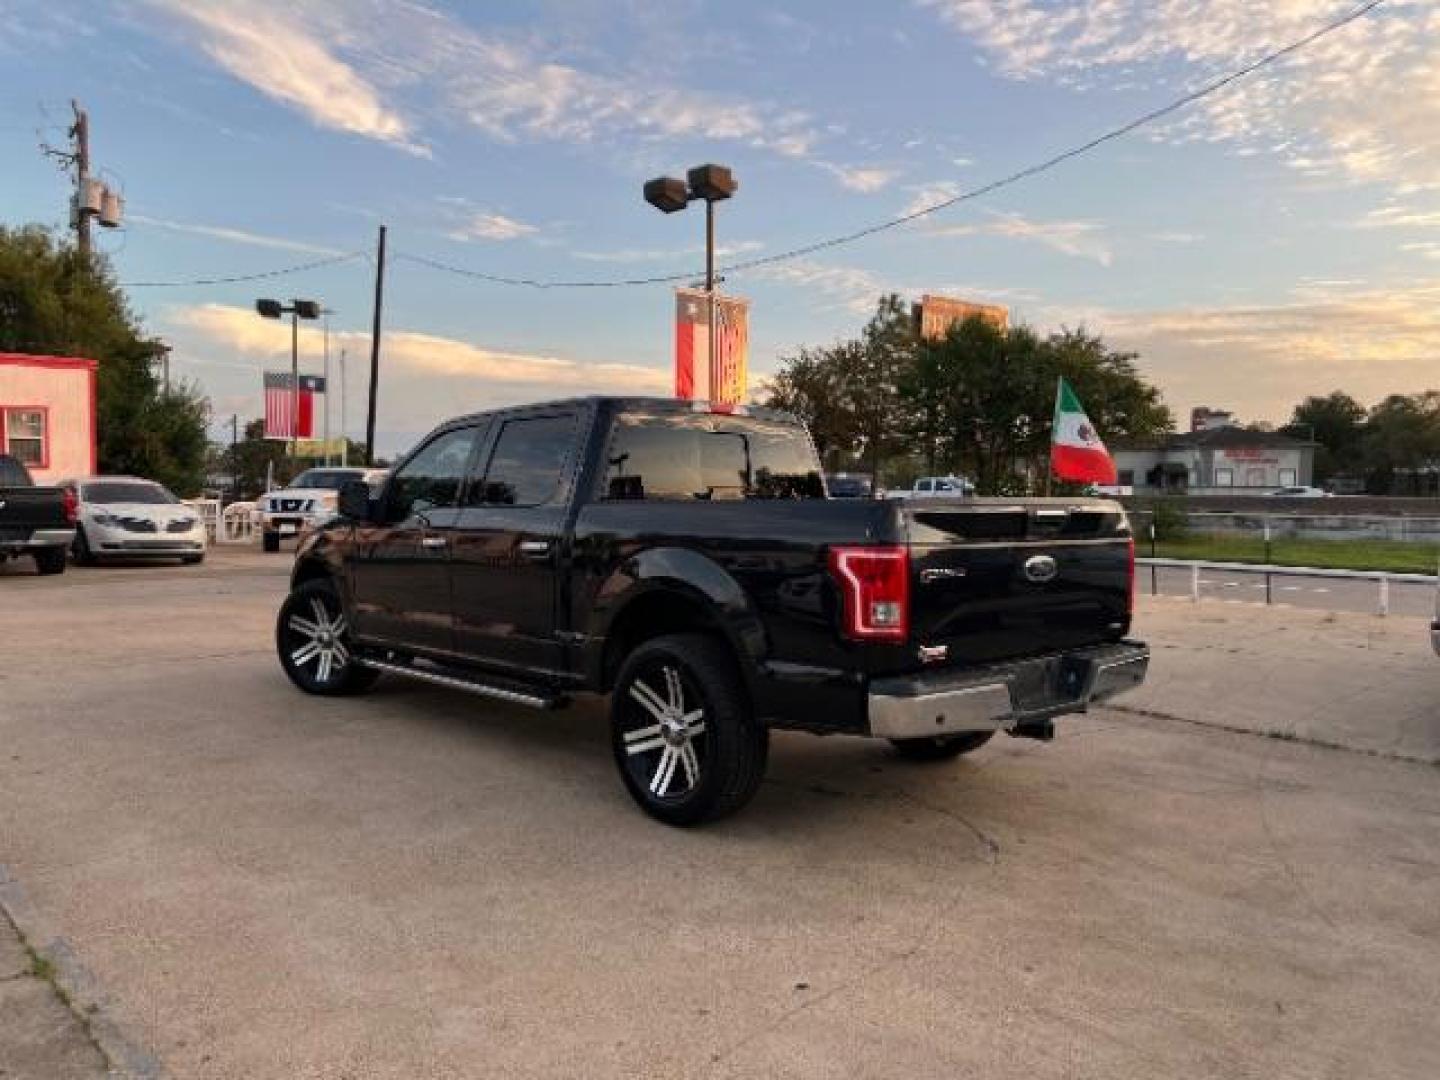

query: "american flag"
(264, 372), (326, 440)
(674, 289), (748, 407)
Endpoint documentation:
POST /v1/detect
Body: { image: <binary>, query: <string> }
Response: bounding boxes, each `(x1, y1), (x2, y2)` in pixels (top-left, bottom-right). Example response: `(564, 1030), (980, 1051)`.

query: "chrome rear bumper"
(868, 640), (1149, 740)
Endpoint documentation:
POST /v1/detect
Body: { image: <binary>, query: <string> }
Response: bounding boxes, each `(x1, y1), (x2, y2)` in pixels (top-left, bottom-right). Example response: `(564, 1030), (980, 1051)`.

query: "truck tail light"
(1127, 537), (1136, 615)
(828, 545), (909, 643)
(62, 486), (79, 525)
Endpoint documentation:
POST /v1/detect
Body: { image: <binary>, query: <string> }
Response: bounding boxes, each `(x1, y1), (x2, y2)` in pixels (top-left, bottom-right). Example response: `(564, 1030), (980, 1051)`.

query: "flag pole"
(1046, 377), (1060, 497)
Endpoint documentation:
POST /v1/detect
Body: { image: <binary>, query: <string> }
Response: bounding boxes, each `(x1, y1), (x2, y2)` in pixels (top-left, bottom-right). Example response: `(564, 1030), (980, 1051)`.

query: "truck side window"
(387, 426), (479, 520)
(600, 412), (824, 501)
(474, 415), (578, 507)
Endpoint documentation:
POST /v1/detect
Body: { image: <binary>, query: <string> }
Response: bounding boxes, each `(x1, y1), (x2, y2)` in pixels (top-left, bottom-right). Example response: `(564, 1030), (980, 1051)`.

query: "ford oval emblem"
(1023, 554), (1059, 584)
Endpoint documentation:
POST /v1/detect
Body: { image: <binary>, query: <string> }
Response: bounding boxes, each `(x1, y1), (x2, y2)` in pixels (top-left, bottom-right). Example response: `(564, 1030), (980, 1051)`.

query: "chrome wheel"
(276, 581), (377, 696)
(619, 662), (708, 799)
(285, 595), (351, 684)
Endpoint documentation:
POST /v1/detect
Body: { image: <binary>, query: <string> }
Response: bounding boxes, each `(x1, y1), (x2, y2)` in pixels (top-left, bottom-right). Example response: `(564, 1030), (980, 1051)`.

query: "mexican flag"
(1051, 377), (1117, 485)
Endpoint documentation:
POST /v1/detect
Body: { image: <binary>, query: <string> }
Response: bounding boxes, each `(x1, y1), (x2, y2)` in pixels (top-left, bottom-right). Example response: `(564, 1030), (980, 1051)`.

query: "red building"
(0, 353), (98, 483)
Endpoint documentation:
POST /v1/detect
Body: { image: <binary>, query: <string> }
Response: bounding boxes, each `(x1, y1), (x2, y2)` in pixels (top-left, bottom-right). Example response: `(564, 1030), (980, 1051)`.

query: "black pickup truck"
(0, 454), (75, 575)
(277, 397), (1148, 824)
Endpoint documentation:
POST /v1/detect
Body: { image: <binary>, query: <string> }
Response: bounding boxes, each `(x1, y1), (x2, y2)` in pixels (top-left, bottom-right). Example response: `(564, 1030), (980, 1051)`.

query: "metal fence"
(1128, 509), (1440, 576)
(1137, 556), (1436, 616)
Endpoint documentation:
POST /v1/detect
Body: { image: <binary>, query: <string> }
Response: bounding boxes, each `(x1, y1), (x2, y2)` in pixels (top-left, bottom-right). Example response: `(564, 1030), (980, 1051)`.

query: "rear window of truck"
(599, 411), (824, 501)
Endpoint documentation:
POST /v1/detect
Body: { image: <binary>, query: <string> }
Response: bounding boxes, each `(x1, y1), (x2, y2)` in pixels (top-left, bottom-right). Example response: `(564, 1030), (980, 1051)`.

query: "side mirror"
(338, 480), (373, 521)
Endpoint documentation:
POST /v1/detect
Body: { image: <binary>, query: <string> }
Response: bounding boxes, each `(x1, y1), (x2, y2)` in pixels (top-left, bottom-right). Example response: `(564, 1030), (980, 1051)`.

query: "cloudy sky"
(3, 0), (1437, 451)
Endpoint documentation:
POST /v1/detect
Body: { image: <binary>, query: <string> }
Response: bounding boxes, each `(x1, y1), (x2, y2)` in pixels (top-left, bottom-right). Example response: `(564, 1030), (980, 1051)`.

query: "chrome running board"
(357, 657), (563, 710)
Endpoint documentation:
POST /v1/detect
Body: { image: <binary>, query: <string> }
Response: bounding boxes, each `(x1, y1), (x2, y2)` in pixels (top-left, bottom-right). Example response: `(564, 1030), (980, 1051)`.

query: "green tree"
(1360, 392), (1440, 495)
(1283, 391), (1366, 484)
(0, 225), (209, 493)
(766, 295), (913, 484)
(900, 317), (1171, 495)
(764, 343), (855, 469)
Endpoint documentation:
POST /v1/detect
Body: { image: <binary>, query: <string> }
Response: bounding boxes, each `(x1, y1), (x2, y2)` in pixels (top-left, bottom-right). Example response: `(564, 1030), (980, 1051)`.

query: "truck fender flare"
(587, 546), (768, 687)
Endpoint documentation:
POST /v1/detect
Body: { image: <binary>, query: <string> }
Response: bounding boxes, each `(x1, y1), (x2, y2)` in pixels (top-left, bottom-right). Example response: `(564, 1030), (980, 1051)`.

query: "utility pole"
(365, 224), (387, 466)
(71, 101), (91, 260)
(230, 414), (239, 501)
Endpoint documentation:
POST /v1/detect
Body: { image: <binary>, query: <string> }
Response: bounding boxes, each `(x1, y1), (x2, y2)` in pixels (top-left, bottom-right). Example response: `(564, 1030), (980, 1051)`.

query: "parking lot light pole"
(643, 164), (737, 398)
(256, 298), (321, 456)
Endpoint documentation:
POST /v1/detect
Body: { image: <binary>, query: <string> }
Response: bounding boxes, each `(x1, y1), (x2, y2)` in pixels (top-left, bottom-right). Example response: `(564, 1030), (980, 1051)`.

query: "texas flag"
(1050, 377), (1117, 485)
(264, 372), (326, 440)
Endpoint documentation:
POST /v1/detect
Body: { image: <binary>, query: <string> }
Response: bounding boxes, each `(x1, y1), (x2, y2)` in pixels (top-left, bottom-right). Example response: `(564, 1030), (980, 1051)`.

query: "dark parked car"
(825, 473), (873, 499)
(0, 454), (76, 575)
(275, 397), (1148, 824)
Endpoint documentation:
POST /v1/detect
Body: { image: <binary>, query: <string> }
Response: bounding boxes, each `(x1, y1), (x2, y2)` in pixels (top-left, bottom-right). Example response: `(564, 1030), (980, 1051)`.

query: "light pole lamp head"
(643, 175), (690, 213)
(256, 299), (284, 319)
(686, 163), (737, 202)
(293, 299), (322, 320)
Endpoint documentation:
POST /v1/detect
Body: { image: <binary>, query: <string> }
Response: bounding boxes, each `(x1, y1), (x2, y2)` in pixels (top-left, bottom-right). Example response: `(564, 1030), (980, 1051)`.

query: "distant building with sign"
(1190, 406), (1236, 432)
(911, 294), (1009, 341)
(1111, 427), (1315, 495)
(0, 353), (97, 483)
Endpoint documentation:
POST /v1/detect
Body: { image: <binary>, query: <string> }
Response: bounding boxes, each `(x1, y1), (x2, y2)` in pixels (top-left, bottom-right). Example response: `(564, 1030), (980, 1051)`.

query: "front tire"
(889, 730), (995, 761)
(611, 633), (767, 826)
(181, 554), (204, 565)
(276, 579), (378, 696)
(262, 531), (281, 553)
(33, 546), (66, 576)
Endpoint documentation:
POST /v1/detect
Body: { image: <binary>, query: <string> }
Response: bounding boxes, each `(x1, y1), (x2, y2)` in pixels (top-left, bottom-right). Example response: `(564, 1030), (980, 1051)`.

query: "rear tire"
(889, 730), (994, 761)
(611, 633), (767, 826)
(276, 579), (379, 696)
(262, 531), (281, 553)
(33, 546), (66, 576)
(182, 554), (204, 565)
(72, 528), (96, 566)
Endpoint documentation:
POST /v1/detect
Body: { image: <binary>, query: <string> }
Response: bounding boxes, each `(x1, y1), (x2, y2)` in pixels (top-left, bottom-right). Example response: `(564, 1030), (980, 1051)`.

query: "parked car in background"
(61, 476), (207, 565)
(825, 473), (873, 499)
(257, 467), (388, 552)
(275, 396), (1147, 825)
(901, 475), (976, 499)
(1270, 486), (1331, 498)
(0, 453), (75, 575)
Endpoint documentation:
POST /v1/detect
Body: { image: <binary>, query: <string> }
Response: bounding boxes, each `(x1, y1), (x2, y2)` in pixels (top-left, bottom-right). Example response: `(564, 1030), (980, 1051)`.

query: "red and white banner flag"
(1050, 377), (1117, 485)
(264, 372), (325, 440)
(675, 289), (748, 408)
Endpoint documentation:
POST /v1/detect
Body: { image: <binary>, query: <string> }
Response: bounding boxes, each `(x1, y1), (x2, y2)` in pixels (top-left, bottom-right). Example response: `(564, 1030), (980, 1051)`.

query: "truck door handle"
(518, 540), (551, 558)
(420, 536), (448, 549)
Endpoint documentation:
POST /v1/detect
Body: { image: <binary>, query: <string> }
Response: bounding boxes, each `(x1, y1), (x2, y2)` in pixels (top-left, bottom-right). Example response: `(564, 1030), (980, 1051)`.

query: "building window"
(2, 408), (47, 467)
(1117, 470), (1134, 486)
(1279, 468), (1297, 487)
(1214, 468), (1233, 487)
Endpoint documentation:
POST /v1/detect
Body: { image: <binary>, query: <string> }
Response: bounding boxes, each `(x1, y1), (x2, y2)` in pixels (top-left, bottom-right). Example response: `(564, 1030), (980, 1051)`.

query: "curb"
(0, 864), (164, 1079)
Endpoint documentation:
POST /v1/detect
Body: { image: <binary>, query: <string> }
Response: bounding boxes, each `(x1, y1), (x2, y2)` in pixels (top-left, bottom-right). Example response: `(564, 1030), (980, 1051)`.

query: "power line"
(399, 0), (1388, 289)
(391, 251), (701, 289)
(120, 251), (367, 288)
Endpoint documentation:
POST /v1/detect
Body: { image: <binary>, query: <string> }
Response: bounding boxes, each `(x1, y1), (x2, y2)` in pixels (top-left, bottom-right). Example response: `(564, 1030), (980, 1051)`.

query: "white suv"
(258, 467), (387, 552)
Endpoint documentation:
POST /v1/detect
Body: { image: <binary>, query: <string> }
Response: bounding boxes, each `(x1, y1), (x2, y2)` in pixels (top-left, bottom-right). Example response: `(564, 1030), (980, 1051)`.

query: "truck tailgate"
(905, 502), (1132, 666)
(0, 487), (69, 540)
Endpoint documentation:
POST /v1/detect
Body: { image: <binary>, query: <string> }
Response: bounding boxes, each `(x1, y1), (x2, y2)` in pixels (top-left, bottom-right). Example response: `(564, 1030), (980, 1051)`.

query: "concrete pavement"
(1, 552), (1438, 1077)
(0, 906), (109, 1079)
